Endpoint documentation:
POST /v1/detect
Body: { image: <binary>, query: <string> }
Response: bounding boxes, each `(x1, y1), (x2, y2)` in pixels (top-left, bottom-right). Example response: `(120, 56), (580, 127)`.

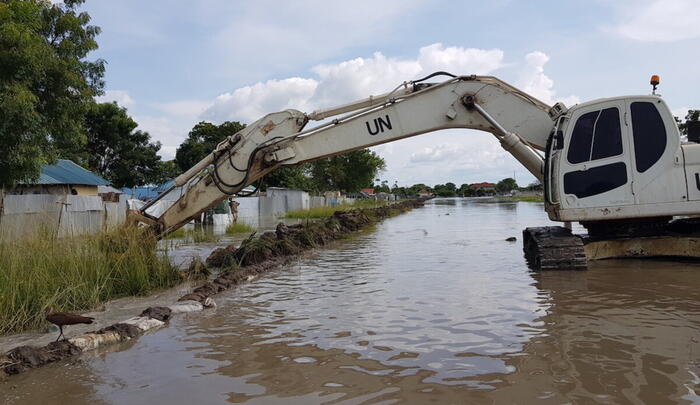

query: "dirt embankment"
(0, 200), (424, 378)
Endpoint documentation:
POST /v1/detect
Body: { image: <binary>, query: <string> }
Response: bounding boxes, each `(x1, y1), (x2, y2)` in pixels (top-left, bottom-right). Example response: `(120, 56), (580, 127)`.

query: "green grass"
(284, 199), (392, 219)
(515, 195), (544, 202)
(225, 221), (255, 234)
(0, 226), (182, 335)
(496, 195), (544, 202)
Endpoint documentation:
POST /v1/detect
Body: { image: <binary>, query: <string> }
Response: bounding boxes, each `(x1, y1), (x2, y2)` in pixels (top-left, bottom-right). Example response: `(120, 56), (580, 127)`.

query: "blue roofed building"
(12, 159), (111, 196)
(120, 186), (160, 201)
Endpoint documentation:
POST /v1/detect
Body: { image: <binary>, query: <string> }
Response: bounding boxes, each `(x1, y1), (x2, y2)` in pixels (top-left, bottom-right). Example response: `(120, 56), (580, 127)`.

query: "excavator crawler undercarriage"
(523, 227), (588, 271)
(524, 217), (700, 271)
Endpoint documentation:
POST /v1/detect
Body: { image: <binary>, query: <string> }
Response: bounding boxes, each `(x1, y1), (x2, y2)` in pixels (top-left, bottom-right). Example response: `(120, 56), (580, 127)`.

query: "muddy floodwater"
(2, 199), (700, 404)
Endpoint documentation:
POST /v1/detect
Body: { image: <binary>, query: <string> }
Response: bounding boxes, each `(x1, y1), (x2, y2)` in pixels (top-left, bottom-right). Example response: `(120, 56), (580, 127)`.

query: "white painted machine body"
(131, 74), (700, 238)
(547, 95), (700, 222)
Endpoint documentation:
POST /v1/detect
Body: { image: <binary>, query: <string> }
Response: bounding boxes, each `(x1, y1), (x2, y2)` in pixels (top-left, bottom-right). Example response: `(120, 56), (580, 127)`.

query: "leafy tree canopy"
(433, 183), (456, 197)
(81, 102), (164, 188)
(496, 177), (518, 193)
(175, 121), (245, 172)
(261, 165), (315, 191)
(0, 0), (104, 186)
(310, 149), (386, 193)
(154, 160), (182, 185)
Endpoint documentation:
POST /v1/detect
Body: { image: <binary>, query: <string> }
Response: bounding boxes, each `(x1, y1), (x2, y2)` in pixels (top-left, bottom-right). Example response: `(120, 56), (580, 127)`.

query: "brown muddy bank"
(0, 200), (423, 378)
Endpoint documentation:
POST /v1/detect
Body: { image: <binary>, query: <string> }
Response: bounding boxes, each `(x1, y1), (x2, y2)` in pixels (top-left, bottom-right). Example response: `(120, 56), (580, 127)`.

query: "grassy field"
(492, 194), (544, 202)
(0, 227), (183, 335)
(225, 221), (254, 234)
(284, 199), (393, 219)
(508, 194), (544, 202)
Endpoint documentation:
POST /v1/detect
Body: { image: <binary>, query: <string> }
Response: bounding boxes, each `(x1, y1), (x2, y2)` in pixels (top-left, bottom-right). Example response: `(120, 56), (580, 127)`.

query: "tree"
(527, 179), (543, 191)
(81, 102), (164, 187)
(676, 110), (699, 137)
(408, 184), (430, 195)
(0, 0), (105, 186)
(153, 160), (181, 184)
(459, 183), (475, 197)
(374, 179), (391, 193)
(310, 149), (386, 193)
(175, 121), (245, 172)
(433, 183), (456, 197)
(260, 164), (315, 191)
(496, 177), (518, 193)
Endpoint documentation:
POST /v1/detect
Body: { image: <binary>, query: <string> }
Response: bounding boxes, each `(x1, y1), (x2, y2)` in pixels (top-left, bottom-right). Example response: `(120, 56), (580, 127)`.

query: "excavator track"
(523, 227), (587, 271)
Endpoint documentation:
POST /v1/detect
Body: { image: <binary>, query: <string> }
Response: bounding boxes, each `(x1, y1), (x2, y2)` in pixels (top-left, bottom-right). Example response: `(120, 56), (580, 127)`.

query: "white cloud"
(615, 0), (700, 42)
(371, 132), (526, 186)
(202, 43), (505, 123)
(132, 115), (183, 160)
(517, 51), (579, 106)
(410, 144), (470, 164)
(203, 78), (317, 123)
(417, 44), (504, 76)
(96, 90), (134, 107)
(163, 44), (572, 185)
(92, 91), (187, 160)
(407, 138), (513, 172)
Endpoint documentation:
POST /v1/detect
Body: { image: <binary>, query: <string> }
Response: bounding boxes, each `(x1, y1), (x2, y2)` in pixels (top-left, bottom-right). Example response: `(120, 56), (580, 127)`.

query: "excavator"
(130, 72), (700, 270)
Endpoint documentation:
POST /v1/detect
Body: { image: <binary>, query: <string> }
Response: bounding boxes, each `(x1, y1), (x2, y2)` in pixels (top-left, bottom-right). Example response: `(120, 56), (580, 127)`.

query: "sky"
(78, 0), (700, 188)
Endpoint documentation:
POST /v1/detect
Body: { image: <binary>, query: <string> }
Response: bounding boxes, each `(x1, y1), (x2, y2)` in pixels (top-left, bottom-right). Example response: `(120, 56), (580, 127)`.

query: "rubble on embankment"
(0, 200), (424, 378)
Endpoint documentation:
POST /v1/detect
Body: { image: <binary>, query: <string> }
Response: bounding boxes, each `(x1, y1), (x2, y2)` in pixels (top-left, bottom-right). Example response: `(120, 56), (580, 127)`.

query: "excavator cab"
(546, 96), (689, 223)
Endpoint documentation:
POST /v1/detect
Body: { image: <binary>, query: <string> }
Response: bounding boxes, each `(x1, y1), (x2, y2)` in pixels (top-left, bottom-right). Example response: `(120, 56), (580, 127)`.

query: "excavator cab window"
(567, 107), (623, 164)
(562, 105), (629, 200)
(630, 101), (666, 172)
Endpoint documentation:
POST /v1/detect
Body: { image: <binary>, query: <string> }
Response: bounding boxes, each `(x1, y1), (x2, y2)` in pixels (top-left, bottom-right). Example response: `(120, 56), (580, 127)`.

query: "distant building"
(417, 189), (432, 198)
(10, 159), (111, 196)
(469, 182), (496, 191)
(120, 186), (160, 201)
(360, 188), (375, 195)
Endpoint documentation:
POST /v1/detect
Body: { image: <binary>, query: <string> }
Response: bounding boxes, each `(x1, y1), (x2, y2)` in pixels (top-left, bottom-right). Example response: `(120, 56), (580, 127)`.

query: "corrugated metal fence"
(0, 194), (128, 240)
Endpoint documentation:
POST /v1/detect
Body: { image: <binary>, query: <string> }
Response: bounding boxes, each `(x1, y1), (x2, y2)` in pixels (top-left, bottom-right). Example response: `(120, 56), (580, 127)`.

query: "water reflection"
(2, 198), (699, 404)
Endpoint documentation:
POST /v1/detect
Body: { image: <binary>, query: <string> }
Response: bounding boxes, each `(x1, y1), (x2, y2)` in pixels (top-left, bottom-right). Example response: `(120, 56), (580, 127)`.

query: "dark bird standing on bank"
(45, 307), (94, 342)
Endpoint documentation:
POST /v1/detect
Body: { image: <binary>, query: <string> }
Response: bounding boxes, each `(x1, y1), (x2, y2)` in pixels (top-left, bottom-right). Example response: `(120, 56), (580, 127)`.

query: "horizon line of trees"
(375, 178), (542, 198)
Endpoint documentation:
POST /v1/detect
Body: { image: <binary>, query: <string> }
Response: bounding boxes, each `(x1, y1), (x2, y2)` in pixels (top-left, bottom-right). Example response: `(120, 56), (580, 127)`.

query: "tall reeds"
(0, 226), (181, 335)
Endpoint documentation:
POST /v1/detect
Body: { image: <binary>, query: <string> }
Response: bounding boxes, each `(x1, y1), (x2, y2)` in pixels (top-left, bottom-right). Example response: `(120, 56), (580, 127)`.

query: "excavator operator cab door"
(556, 99), (635, 213)
(553, 96), (685, 219)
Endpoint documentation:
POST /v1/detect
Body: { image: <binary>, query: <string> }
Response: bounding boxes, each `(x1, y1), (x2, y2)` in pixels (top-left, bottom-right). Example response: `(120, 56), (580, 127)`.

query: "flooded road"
(2, 199), (700, 404)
